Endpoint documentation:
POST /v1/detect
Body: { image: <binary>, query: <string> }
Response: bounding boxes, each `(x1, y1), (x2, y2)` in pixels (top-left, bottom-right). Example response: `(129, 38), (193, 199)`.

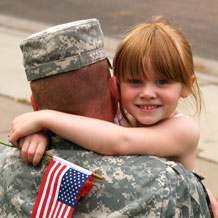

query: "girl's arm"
(9, 109), (199, 159)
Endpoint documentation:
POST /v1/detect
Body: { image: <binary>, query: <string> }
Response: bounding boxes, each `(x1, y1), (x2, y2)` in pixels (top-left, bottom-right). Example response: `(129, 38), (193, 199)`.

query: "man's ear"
(181, 75), (196, 98)
(109, 76), (119, 102)
(30, 94), (39, 111)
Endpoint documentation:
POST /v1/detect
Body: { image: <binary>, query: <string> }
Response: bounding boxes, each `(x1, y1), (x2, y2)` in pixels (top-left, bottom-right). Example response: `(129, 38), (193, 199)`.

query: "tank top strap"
(173, 113), (184, 118)
(114, 113), (123, 125)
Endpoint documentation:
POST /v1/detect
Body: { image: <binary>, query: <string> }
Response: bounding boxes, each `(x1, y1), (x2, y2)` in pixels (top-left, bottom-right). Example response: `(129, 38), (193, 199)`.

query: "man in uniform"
(0, 19), (213, 217)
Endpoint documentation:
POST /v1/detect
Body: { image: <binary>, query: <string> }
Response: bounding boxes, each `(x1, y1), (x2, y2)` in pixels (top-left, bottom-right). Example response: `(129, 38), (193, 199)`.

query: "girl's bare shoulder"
(169, 114), (200, 144)
(173, 113), (200, 131)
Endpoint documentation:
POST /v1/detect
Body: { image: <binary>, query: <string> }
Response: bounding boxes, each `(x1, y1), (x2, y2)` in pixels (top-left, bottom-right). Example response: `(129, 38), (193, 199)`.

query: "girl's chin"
(136, 119), (159, 127)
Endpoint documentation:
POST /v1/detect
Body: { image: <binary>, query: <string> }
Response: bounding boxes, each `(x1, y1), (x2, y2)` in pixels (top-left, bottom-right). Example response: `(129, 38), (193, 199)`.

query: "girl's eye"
(128, 79), (142, 84)
(156, 79), (168, 85)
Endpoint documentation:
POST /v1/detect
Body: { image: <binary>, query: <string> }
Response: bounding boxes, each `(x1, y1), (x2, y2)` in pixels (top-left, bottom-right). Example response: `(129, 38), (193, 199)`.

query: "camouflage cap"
(20, 18), (106, 81)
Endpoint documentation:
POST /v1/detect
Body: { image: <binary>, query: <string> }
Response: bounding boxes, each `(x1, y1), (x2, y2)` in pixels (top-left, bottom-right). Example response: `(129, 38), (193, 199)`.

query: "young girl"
(9, 17), (202, 171)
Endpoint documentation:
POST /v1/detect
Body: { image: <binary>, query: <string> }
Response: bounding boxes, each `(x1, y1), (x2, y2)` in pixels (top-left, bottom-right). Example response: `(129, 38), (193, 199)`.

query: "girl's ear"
(181, 88), (190, 98)
(109, 76), (120, 102)
(181, 75), (196, 98)
(30, 94), (39, 111)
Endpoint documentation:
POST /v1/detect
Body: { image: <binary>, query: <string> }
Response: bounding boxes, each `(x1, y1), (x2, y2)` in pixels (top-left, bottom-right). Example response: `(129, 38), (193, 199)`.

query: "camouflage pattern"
(20, 19), (106, 81)
(0, 135), (213, 218)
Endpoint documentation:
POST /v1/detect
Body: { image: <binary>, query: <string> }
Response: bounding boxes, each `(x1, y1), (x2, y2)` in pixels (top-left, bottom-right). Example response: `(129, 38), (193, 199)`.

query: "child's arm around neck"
(9, 110), (199, 171)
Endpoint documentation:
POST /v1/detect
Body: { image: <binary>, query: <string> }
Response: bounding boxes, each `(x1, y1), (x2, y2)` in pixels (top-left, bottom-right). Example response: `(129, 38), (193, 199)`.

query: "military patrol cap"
(20, 18), (106, 81)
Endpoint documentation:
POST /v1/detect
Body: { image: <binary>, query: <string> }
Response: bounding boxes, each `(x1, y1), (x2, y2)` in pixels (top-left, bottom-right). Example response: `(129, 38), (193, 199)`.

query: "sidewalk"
(0, 14), (218, 199)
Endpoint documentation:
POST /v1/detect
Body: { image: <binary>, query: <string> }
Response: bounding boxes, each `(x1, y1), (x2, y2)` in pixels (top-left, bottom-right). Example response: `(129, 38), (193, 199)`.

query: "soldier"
(0, 19), (214, 217)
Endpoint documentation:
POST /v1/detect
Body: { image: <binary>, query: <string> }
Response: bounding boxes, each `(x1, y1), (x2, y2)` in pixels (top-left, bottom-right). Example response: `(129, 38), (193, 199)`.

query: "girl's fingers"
(17, 132), (49, 166)
(19, 138), (29, 164)
(27, 141), (38, 164)
(32, 142), (47, 166)
(9, 124), (20, 146)
(9, 134), (19, 147)
(9, 115), (30, 145)
(20, 138), (32, 165)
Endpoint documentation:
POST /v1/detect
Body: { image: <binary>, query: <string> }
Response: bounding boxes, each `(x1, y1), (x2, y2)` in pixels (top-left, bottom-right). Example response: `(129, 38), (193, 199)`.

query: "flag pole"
(44, 152), (103, 180)
(91, 172), (104, 180)
(0, 141), (104, 180)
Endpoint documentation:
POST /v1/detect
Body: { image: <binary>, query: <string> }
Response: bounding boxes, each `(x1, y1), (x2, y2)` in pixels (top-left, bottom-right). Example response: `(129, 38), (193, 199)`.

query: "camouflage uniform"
(0, 138), (213, 217)
(0, 19), (213, 217)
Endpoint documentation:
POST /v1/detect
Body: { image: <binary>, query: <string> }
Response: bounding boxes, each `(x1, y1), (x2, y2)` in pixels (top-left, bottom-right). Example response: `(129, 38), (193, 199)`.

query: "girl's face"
(119, 62), (188, 126)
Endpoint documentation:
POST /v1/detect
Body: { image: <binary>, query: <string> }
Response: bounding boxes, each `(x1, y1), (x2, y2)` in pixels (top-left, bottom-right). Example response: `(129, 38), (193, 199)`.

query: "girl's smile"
(136, 104), (161, 112)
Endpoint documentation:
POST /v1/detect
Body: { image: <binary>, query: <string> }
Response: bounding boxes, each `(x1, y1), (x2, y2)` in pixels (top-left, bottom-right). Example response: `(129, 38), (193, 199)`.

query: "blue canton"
(57, 168), (90, 207)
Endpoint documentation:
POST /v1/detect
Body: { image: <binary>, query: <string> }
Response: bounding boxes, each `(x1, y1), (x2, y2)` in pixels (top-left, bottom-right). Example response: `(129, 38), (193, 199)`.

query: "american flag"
(31, 156), (92, 218)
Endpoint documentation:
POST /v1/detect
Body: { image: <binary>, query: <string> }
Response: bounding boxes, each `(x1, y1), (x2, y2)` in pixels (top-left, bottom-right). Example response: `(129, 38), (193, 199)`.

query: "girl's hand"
(19, 132), (49, 166)
(207, 189), (218, 218)
(9, 111), (45, 146)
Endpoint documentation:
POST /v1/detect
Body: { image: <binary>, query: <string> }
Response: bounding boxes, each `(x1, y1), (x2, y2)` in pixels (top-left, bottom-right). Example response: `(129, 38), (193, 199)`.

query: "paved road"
(0, 0), (218, 60)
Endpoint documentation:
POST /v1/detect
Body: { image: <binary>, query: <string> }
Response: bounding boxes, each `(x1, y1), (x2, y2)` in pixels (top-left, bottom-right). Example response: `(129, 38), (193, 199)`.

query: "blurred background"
(0, 0), (218, 199)
(1, 0), (218, 59)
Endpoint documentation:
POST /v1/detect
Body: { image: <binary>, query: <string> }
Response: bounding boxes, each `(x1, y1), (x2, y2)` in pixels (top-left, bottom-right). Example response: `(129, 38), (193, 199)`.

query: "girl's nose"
(139, 84), (156, 99)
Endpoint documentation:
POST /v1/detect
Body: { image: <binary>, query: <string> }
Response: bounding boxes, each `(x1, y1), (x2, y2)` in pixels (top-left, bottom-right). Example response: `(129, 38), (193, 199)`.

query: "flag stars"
(57, 168), (90, 207)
